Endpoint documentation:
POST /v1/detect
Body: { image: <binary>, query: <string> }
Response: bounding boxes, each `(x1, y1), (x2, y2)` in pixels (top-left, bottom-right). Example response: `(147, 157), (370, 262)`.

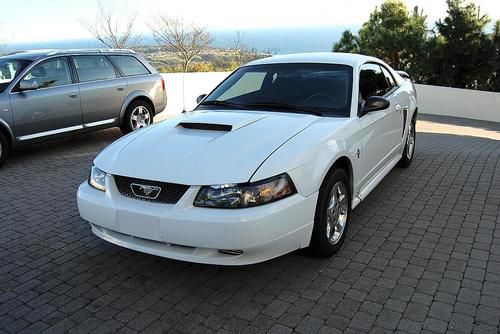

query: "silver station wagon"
(0, 49), (167, 167)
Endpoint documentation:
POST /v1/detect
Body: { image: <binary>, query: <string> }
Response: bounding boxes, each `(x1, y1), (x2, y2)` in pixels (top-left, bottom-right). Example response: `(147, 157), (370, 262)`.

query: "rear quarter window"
(380, 66), (397, 91)
(109, 56), (150, 77)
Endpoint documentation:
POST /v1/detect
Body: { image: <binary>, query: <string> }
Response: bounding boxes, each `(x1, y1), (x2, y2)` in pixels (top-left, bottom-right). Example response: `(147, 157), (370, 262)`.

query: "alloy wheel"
(325, 181), (349, 245)
(130, 106), (151, 130)
(406, 121), (415, 159)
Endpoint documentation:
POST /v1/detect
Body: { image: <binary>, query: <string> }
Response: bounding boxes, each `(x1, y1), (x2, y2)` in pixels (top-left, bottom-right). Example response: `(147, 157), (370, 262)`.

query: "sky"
(1, 0), (499, 43)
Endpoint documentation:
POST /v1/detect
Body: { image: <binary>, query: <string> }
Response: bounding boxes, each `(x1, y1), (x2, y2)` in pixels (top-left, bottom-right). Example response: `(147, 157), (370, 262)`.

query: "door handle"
(69, 93), (79, 98)
(117, 86), (125, 91)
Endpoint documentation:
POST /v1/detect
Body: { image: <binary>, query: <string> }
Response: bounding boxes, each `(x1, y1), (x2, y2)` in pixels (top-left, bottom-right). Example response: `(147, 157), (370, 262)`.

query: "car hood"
(95, 110), (319, 185)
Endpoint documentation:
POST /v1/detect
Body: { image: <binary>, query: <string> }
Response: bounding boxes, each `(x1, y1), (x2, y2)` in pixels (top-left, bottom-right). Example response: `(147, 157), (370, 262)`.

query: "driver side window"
(359, 63), (390, 101)
(22, 58), (72, 89)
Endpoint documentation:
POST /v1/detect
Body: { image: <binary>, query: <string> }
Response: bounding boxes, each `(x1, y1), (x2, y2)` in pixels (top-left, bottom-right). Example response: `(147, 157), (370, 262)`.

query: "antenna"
(182, 70), (186, 113)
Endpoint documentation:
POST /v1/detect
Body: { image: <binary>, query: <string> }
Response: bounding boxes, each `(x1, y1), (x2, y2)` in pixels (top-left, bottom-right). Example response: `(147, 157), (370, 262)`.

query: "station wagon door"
(72, 55), (127, 126)
(10, 57), (83, 140)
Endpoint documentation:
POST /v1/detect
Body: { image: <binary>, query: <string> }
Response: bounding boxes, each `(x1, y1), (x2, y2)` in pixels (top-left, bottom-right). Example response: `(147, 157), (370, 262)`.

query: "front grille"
(114, 175), (190, 204)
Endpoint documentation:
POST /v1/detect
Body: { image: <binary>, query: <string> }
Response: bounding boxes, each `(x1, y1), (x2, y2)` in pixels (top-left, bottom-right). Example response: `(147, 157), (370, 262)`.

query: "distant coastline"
(6, 26), (358, 54)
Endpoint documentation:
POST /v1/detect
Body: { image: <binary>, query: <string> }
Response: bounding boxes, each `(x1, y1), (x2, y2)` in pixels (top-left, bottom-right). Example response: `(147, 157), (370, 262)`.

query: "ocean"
(6, 26), (358, 55)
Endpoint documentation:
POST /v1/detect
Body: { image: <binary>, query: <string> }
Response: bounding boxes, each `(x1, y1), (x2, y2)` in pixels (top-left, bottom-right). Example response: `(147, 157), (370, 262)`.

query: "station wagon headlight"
(194, 174), (296, 208)
(89, 165), (107, 192)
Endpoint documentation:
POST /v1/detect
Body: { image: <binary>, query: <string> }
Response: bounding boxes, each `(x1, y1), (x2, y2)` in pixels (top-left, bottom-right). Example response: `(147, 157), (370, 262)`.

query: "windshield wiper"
(199, 100), (247, 109)
(242, 102), (323, 116)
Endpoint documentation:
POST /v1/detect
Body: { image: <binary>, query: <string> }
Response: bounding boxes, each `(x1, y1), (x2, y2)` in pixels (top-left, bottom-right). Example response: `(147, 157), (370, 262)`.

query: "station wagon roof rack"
(47, 48), (137, 55)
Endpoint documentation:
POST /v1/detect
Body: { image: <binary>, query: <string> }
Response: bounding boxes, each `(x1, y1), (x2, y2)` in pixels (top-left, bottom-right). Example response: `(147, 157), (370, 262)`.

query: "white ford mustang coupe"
(77, 53), (417, 265)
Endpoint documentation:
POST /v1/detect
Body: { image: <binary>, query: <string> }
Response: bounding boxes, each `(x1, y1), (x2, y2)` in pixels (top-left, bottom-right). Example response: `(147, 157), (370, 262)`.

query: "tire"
(120, 100), (153, 134)
(0, 131), (10, 168)
(398, 116), (416, 168)
(309, 168), (351, 257)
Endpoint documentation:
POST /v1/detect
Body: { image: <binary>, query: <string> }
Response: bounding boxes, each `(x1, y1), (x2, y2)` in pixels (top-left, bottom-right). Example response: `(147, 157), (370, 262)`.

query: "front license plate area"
(117, 211), (161, 241)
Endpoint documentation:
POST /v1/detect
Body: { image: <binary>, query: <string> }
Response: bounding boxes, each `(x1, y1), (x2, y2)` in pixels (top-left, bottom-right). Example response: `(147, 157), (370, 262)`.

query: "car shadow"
(418, 113), (500, 133)
(7, 128), (123, 164)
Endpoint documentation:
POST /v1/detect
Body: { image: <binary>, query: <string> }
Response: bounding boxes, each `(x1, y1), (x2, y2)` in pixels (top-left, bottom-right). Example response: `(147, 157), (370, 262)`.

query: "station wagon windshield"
(199, 63), (353, 117)
(0, 58), (32, 93)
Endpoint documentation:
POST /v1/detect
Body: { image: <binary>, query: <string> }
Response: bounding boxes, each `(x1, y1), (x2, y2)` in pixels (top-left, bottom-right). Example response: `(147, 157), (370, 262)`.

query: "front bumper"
(77, 177), (317, 265)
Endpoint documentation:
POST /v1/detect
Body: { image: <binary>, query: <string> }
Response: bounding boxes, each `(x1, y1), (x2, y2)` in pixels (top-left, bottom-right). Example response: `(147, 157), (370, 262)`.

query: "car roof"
(246, 52), (383, 68)
(0, 49), (136, 61)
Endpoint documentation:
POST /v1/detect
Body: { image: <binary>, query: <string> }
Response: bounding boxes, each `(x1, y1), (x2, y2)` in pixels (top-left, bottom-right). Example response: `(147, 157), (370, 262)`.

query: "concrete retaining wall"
(159, 72), (230, 119)
(414, 84), (500, 123)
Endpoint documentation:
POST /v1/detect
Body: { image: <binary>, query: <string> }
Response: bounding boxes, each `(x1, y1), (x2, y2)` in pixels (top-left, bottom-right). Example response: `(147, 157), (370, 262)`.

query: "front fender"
(0, 94), (16, 146)
(251, 118), (357, 197)
(0, 117), (15, 146)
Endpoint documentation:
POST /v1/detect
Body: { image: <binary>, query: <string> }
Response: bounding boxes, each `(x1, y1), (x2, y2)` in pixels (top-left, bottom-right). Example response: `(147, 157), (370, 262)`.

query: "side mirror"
(196, 94), (207, 104)
(19, 80), (38, 91)
(361, 96), (390, 115)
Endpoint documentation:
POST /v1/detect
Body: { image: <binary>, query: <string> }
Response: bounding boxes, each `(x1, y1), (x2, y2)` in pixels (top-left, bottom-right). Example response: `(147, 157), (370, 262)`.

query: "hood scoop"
(178, 122), (232, 132)
(177, 111), (267, 132)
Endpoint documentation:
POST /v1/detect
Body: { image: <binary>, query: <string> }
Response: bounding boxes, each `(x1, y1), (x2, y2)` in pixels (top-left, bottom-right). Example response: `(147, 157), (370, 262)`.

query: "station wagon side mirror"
(360, 96), (390, 116)
(196, 94), (207, 104)
(19, 80), (39, 91)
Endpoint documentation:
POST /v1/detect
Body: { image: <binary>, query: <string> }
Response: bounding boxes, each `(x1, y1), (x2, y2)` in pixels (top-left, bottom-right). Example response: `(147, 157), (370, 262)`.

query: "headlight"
(194, 174), (296, 208)
(89, 165), (107, 192)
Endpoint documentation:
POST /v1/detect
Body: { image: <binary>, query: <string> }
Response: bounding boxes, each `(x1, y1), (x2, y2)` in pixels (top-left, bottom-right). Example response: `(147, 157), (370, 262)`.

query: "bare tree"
(149, 16), (214, 73)
(0, 28), (6, 55)
(80, 0), (143, 49)
(231, 31), (263, 65)
(232, 31), (247, 65)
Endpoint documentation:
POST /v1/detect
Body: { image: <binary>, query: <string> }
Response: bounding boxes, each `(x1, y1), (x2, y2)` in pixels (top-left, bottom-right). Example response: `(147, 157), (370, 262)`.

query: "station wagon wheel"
(309, 168), (351, 257)
(130, 106), (151, 130)
(0, 131), (9, 168)
(397, 116), (416, 168)
(121, 100), (154, 134)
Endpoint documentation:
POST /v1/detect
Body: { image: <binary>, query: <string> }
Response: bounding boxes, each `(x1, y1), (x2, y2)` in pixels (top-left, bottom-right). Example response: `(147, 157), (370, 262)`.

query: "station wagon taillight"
(161, 78), (166, 91)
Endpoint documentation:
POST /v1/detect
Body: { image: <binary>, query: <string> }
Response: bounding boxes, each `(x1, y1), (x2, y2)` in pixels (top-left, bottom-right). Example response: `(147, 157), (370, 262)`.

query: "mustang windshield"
(199, 63), (353, 117)
(0, 58), (31, 93)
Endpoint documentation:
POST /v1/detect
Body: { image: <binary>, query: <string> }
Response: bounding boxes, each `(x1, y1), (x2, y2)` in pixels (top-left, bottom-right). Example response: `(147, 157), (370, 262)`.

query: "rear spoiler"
(396, 70), (411, 81)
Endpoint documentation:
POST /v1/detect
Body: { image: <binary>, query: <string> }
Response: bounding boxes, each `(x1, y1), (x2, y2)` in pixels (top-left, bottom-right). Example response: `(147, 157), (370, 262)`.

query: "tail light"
(161, 78), (166, 91)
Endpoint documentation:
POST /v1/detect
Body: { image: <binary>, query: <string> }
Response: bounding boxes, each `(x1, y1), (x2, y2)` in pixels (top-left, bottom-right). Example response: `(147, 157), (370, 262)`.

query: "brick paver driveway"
(1, 115), (500, 334)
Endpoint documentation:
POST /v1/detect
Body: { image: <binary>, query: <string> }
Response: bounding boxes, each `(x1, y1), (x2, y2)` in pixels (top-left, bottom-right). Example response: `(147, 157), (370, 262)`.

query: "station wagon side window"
(21, 57), (72, 89)
(359, 63), (390, 101)
(72, 55), (117, 83)
(109, 55), (150, 76)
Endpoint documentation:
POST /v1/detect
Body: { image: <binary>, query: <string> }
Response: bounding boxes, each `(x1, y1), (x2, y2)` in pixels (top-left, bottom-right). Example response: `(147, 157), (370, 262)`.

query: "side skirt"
(352, 154), (402, 209)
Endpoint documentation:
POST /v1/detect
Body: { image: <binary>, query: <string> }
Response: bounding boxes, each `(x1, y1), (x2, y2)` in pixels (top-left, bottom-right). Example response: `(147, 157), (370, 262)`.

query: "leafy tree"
(490, 20), (500, 91)
(494, 21), (500, 49)
(357, 1), (428, 71)
(333, 30), (360, 53)
(333, 0), (499, 91)
(434, 0), (495, 90)
(410, 33), (445, 85)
